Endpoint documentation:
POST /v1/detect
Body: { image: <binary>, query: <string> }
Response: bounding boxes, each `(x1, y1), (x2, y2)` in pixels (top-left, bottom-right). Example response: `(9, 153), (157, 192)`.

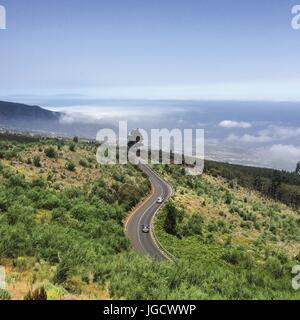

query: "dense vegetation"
(153, 164), (300, 299)
(204, 160), (300, 208)
(0, 137), (152, 299)
(0, 134), (299, 300)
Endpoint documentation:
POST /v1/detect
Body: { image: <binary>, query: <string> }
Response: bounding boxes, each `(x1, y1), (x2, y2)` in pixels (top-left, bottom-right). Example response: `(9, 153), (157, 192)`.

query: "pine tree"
(269, 171), (281, 199)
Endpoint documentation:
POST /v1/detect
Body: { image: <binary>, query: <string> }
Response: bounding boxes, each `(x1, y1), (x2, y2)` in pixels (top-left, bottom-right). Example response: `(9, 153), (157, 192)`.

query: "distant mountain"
(0, 101), (60, 121)
(0, 100), (113, 139)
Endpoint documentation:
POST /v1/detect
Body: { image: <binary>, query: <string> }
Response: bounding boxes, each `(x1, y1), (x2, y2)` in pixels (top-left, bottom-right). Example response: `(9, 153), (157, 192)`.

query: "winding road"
(125, 163), (173, 261)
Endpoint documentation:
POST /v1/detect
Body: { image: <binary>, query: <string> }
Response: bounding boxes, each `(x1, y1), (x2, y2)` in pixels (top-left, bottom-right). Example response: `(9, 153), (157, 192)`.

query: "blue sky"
(1, 1), (300, 170)
(0, 0), (300, 100)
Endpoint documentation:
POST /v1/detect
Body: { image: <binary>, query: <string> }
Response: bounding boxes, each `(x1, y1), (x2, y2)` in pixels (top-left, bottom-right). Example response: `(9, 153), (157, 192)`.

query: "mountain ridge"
(0, 100), (60, 121)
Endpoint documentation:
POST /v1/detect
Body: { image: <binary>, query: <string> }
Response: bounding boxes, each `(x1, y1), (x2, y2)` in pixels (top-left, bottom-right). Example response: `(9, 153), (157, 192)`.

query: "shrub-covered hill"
(153, 164), (300, 300)
(0, 135), (300, 300)
(204, 160), (300, 208)
(0, 138), (151, 299)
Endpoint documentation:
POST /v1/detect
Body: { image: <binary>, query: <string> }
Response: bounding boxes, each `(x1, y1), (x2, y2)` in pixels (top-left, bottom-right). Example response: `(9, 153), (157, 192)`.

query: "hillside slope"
(0, 101), (60, 121)
(153, 164), (300, 299)
(0, 134), (300, 300)
(0, 136), (150, 300)
(0, 100), (115, 138)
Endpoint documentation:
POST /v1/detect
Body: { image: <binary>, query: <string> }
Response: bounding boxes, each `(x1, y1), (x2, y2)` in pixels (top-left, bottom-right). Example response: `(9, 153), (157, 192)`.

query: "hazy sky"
(0, 0), (300, 100)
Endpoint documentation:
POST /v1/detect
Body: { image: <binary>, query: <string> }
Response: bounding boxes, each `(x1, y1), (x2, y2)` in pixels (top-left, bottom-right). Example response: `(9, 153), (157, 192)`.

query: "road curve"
(125, 163), (173, 261)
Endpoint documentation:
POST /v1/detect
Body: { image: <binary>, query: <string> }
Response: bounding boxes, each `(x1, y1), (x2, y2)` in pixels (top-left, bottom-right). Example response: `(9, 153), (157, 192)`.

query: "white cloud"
(254, 144), (300, 170)
(227, 133), (272, 143)
(205, 138), (219, 145)
(259, 125), (300, 140)
(226, 125), (300, 144)
(219, 120), (252, 129)
(50, 105), (184, 124)
(269, 144), (300, 158)
(206, 142), (300, 171)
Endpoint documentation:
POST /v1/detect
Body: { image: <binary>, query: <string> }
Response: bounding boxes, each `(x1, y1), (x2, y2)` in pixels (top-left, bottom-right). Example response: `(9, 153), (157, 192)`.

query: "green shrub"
(163, 201), (183, 235)
(182, 214), (203, 236)
(69, 143), (76, 152)
(0, 189), (8, 211)
(6, 204), (35, 226)
(0, 225), (33, 258)
(79, 159), (88, 168)
(71, 204), (92, 221)
(13, 256), (34, 271)
(223, 247), (252, 267)
(44, 147), (57, 158)
(39, 194), (61, 209)
(33, 156), (41, 167)
(31, 178), (46, 188)
(0, 289), (11, 300)
(66, 162), (76, 172)
(265, 257), (284, 279)
(7, 173), (26, 188)
(225, 192), (232, 204)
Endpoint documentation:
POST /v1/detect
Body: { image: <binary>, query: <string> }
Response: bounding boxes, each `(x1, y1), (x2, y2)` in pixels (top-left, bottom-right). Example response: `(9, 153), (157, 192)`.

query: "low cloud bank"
(219, 120), (252, 129)
(254, 144), (300, 171)
(225, 125), (300, 144)
(51, 105), (185, 124)
(47, 103), (300, 171)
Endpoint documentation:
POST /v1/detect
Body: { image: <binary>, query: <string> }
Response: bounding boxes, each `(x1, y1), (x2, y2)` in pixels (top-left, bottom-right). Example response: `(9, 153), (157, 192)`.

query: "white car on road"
(157, 197), (164, 204)
(142, 224), (150, 233)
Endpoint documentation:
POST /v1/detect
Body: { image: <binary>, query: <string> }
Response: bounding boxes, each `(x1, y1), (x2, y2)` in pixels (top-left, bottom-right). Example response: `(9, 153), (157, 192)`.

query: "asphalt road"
(125, 163), (173, 261)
